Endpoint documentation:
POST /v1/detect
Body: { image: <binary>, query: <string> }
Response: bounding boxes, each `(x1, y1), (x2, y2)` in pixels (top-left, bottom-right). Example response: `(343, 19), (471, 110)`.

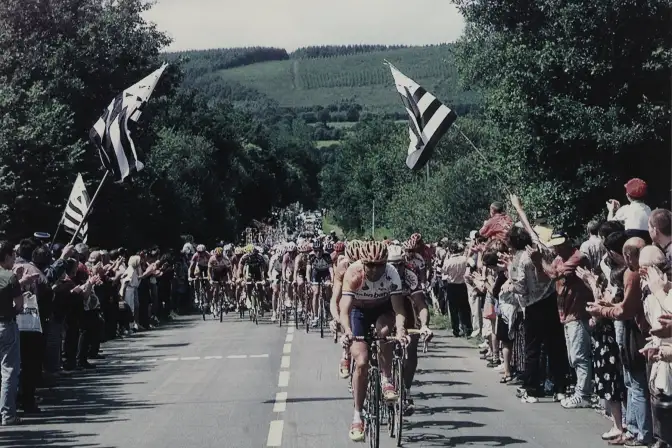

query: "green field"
(199, 45), (478, 113)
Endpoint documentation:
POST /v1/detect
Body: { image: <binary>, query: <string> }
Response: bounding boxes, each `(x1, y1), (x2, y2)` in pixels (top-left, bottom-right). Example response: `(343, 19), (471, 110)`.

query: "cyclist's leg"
(349, 306), (372, 440)
(310, 273), (320, 321)
(375, 308), (397, 400)
(271, 279), (279, 318)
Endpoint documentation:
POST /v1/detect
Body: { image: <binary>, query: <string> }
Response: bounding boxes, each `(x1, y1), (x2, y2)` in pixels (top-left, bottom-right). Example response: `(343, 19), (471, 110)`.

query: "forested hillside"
(170, 44), (480, 115)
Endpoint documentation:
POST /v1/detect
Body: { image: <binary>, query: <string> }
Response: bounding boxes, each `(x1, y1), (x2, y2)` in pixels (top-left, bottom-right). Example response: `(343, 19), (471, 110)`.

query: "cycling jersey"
(400, 267), (422, 296)
(309, 252), (332, 272)
(268, 253), (282, 283)
(294, 254), (308, 278)
(407, 252), (425, 274)
(191, 252), (210, 277)
(240, 253), (266, 281)
(342, 261), (402, 306)
(208, 255), (230, 281)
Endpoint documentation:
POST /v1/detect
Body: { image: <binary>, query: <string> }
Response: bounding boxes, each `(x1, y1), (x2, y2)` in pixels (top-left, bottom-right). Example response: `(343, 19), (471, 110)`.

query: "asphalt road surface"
(1, 313), (611, 448)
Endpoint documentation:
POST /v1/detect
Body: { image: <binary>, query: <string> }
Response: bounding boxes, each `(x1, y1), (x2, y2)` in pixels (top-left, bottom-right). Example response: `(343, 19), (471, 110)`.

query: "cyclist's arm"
(293, 256), (301, 280)
(329, 264), (334, 281)
(306, 262), (312, 282)
(281, 256), (289, 281)
(339, 294), (354, 335)
(391, 293), (407, 331)
(188, 261), (196, 278)
(207, 263), (215, 281)
(330, 276), (343, 323)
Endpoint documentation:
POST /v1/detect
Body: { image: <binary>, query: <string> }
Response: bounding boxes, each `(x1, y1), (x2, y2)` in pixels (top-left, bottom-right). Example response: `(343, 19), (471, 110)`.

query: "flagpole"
(372, 200), (375, 240)
(67, 171), (110, 246)
(454, 125), (514, 196)
(49, 220), (63, 248)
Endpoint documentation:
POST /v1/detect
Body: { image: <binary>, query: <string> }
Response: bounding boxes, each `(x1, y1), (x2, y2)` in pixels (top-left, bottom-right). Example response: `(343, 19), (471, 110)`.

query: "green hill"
(172, 45), (480, 116)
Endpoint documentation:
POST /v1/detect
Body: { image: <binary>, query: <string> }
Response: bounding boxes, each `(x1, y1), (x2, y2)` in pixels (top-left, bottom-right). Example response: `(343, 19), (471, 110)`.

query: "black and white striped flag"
(387, 63), (457, 170)
(62, 174), (90, 243)
(90, 64), (168, 182)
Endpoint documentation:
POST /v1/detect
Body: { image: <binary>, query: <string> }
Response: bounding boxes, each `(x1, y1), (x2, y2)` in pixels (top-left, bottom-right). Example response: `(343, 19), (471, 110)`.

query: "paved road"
(1, 314), (610, 448)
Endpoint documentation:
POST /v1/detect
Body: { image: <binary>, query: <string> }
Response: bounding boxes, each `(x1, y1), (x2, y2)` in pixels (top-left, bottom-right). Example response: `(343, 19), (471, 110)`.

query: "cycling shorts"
(349, 302), (394, 337)
(246, 272), (263, 283)
(194, 269), (207, 279)
(404, 298), (419, 330)
(211, 271), (227, 283)
(311, 269), (331, 285)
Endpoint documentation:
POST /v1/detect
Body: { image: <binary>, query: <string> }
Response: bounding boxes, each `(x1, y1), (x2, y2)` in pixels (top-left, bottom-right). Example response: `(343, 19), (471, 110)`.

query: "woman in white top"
(607, 178), (651, 242)
(120, 255), (142, 331)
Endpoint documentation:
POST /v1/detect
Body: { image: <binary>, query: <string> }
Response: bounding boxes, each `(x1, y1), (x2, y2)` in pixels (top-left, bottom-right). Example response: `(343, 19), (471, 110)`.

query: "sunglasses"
(363, 261), (386, 267)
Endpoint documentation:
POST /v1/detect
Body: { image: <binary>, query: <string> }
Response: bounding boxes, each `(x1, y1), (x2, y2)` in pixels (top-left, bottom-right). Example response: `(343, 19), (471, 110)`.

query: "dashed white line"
(267, 420), (284, 447)
(273, 392), (288, 412)
(278, 371), (290, 387)
(280, 356), (290, 369)
(227, 354), (248, 359)
(285, 334), (294, 343)
(181, 356), (200, 361)
(250, 354), (269, 358)
(164, 357), (179, 362)
(282, 344), (292, 354)
(287, 327), (295, 334)
(204, 355), (223, 360)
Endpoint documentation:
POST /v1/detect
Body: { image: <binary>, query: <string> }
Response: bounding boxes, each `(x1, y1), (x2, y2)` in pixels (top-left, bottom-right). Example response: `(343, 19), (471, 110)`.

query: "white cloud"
(143, 0), (465, 51)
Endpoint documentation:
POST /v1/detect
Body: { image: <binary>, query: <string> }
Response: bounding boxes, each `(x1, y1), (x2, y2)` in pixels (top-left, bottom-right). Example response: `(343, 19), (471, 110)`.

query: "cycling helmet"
(244, 244), (254, 254)
(234, 247), (243, 256)
(410, 233), (423, 245)
(196, 244), (206, 253)
(324, 241), (334, 252)
(345, 240), (362, 262)
(214, 247), (224, 256)
(286, 242), (297, 253)
(224, 244), (233, 251)
(334, 242), (345, 253)
(360, 241), (388, 264)
(404, 238), (419, 251)
(299, 243), (312, 253)
(388, 244), (404, 263)
(312, 240), (322, 250)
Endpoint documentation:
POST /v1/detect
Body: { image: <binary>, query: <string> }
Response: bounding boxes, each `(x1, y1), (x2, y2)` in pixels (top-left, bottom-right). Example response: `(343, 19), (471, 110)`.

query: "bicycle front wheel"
(394, 358), (405, 446)
(366, 368), (381, 448)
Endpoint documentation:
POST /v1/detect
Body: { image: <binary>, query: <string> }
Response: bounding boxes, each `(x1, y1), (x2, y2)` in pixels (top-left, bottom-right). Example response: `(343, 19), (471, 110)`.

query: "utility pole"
(372, 199), (375, 240)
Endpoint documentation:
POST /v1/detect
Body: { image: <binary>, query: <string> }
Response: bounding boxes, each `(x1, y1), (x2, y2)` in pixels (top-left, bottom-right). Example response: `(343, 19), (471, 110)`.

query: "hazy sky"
(143, 0), (465, 52)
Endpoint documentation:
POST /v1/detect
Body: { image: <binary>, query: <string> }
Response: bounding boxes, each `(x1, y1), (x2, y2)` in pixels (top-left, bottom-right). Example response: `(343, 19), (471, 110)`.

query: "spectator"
(0, 240), (25, 425)
(479, 201), (513, 242)
(535, 232), (594, 409)
(649, 208), (672, 270)
(607, 178), (652, 243)
(441, 241), (472, 337)
(580, 219), (606, 273)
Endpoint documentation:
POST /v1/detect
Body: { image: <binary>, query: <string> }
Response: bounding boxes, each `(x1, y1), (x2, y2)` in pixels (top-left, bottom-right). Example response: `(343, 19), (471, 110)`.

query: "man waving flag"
(90, 63), (168, 182)
(387, 62), (457, 170)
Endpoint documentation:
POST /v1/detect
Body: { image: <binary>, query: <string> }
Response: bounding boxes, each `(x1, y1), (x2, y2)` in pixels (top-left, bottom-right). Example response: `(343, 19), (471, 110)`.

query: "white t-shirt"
(611, 201), (651, 231)
(342, 261), (402, 305)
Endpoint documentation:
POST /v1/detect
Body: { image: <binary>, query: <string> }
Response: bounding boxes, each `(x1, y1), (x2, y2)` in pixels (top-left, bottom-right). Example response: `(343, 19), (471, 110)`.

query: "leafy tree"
(452, 0), (671, 233)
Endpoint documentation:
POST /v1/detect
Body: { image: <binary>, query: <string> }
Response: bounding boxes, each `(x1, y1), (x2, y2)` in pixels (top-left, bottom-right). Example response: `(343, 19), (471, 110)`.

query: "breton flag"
(387, 63), (457, 170)
(90, 63), (168, 182)
(62, 174), (90, 243)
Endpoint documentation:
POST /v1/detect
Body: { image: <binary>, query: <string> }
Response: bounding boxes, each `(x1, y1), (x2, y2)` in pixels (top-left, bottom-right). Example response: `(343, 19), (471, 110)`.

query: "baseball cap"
(625, 178), (647, 199)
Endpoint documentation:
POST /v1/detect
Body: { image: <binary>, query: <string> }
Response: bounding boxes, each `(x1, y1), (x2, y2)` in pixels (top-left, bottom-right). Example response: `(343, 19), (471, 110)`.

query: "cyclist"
(282, 242), (298, 310)
(208, 247), (231, 314)
(306, 239), (334, 327)
(239, 245), (267, 312)
(188, 244), (210, 307)
(330, 240), (363, 379)
(293, 243), (311, 317)
(339, 241), (408, 442)
(388, 244), (433, 416)
(268, 245), (284, 321)
(331, 241), (345, 265)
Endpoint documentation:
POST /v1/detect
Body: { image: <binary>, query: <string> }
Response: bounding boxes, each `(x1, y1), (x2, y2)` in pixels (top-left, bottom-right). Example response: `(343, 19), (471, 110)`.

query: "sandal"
(349, 421), (365, 442)
(500, 375), (513, 384)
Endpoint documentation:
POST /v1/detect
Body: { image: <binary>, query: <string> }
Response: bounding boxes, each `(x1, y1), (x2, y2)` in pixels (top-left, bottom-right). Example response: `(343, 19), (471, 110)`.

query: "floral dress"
(592, 318), (626, 401)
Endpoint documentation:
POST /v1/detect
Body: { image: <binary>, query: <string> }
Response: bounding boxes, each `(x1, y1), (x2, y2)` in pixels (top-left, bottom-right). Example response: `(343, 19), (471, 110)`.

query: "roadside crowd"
(430, 178), (671, 448)
(0, 239), (188, 426)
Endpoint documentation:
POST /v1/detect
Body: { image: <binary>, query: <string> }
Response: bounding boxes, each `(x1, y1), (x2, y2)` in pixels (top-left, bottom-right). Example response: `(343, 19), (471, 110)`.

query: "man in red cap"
(607, 177), (652, 243)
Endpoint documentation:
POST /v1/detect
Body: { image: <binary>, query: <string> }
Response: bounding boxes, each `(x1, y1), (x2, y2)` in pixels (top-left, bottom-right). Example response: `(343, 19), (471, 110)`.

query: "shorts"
(495, 315), (511, 343)
(349, 302), (394, 337)
(311, 270), (331, 285)
(211, 271), (226, 282)
(270, 270), (282, 285)
(404, 298), (419, 330)
(194, 269), (207, 279)
(246, 271), (263, 283)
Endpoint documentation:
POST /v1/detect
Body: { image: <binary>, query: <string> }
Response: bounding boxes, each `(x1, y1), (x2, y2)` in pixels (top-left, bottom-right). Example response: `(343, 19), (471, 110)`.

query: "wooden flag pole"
(67, 171), (110, 246)
(454, 124), (514, 197)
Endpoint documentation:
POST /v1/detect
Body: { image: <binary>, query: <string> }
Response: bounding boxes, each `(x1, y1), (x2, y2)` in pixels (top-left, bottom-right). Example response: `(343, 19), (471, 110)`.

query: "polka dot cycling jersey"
(342, 261), (402, 306)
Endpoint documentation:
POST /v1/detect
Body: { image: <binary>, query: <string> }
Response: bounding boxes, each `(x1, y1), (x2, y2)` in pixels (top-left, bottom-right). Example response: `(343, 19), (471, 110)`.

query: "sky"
(143, 0), (465, 52)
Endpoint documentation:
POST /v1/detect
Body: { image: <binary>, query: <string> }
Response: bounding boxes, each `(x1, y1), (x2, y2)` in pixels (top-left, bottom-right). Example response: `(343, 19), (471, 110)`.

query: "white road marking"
(145, 359), (158, 363)
(280, 356), (290, 369)
(122, 360), (137, 364)
(250, 354), (269, 358)
(282, 344), (292, 354)
(204, 355), (223, 360)
(180, 356), (200, 361)
(227, 355), (248, 359)
(164, 357), (179, 361)
(285, 334), (294, 343)
(287, 327), (295, 334)
(278, 371), (290, 387)
(267, 420), (284, 447)
(273, 392), (288, 412)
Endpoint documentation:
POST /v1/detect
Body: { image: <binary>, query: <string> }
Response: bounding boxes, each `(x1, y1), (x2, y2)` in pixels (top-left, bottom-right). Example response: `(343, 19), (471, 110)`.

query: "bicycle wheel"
(200, 285), (206, 321)
(219, 288), (224, 323)
(319, 285), (324, 339)
(366, 368), (381, 448)
(394, 357), (405, 447)
(293, 288), (299, 329)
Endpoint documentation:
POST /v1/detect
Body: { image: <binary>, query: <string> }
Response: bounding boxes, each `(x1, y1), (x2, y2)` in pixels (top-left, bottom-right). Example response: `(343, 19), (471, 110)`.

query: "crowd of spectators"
(430, 178), (672, 448)
(0, 239), (190, 426)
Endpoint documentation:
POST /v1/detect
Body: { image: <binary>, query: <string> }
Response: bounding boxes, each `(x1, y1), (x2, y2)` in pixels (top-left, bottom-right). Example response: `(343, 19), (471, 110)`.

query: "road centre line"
(285, 334), (294, 343)
(267, 420), (284, 447)
(283, 344), (292, 354)
(278, 371), (290, 387)
(281, 356), (290, 368)
(273, 392), (288, 412)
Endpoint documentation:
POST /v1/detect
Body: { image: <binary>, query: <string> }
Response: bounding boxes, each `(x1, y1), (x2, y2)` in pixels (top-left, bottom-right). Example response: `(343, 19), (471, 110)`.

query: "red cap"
(625, 178), (647, 199)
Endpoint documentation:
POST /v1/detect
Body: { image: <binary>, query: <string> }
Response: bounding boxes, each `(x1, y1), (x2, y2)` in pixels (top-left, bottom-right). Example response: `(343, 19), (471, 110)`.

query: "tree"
(452, 0), (671, 232)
